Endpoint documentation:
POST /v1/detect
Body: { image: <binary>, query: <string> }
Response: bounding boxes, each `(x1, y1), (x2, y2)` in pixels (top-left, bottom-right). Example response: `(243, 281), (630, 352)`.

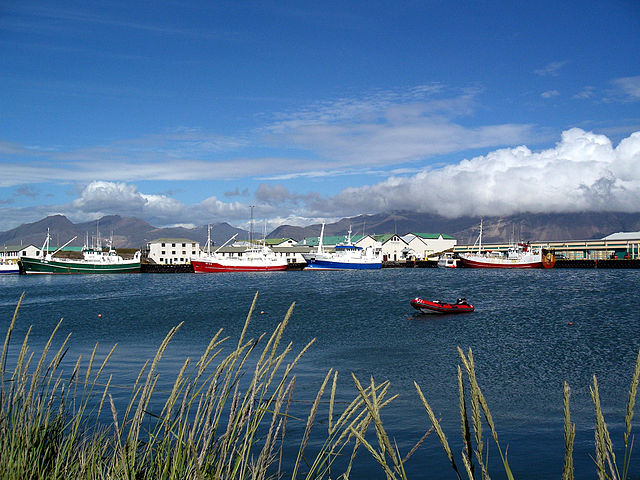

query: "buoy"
(98, 314), (102, 318)
(260, 310), (265, 314)
(567, 321), (573, 326)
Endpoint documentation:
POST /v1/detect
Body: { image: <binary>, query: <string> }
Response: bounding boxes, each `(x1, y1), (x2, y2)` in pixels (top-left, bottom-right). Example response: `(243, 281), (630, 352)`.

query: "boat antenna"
(249, 205), (255, 247)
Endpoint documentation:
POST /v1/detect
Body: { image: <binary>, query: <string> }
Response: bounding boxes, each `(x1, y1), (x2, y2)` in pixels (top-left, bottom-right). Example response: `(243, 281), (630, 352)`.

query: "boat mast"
(249, 205), (255, 248)
(318, 223), (325, 254)
(40, 228), (51, 259)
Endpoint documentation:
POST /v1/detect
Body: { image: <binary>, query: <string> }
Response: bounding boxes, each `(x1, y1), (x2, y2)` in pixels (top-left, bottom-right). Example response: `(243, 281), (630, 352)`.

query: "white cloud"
(321, 128), (640, 218)
(265, 88), (536, 166)
(71, 181), (187, 224)
(573, 86), (596, 99)
(534, 61), (567, 77)
(611, 76), (640, 100)
(541, 90), (560, 99)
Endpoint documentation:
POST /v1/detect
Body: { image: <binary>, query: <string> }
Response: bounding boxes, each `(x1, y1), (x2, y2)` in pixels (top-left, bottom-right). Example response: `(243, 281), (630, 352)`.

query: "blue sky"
(1, 0), (639, 231)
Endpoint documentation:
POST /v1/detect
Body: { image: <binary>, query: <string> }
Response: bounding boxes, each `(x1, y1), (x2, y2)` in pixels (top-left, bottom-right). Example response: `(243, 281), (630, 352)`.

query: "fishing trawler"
(20, 228), (141, 274)
(302, 224), (381, 270)
(458, 219), (553, 268)
(191, 209), (288, 273)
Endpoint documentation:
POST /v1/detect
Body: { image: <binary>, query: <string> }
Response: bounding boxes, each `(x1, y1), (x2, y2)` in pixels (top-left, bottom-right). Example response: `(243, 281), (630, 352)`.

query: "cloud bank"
(326, 128), (640, 218)
(59, 128), (640, 230)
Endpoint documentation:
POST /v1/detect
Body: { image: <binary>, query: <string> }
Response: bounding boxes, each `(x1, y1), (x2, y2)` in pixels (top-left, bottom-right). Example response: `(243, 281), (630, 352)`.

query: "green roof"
(298, 234), (365, 247)
(372, 234), (395, 243)
(411, 233), (455, 240)
(264, 238), (292, 246)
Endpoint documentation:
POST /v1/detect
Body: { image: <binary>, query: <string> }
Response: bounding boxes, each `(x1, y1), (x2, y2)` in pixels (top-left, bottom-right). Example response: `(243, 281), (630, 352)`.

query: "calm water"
(1, 268), (639, 479)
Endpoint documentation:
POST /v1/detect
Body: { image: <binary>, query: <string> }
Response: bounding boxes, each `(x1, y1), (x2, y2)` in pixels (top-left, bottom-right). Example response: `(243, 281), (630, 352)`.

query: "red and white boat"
(458, 219), (554, 269)
(191, 225), (288, 273)
(410, 297), (474, 314)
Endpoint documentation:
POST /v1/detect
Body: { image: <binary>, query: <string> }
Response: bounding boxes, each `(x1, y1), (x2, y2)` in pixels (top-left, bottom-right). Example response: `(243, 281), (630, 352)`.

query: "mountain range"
(1, 211), (640, 250)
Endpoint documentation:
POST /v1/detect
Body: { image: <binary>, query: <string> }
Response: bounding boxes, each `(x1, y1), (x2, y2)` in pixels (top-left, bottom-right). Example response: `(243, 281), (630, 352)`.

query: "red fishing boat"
(410, 297), (474, 314)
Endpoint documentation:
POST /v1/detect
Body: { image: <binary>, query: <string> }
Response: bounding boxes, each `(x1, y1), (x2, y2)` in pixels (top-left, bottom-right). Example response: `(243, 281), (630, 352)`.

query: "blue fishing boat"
(302, 224), (382, 270)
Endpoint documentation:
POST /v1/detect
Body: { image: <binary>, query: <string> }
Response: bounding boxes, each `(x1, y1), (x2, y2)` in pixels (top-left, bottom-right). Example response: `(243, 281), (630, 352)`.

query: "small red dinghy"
(410, 297), (474, 314)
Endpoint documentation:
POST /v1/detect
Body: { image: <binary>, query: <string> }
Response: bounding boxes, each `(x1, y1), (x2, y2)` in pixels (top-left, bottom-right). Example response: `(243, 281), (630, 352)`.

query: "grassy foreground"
(0, 292), (638, 479)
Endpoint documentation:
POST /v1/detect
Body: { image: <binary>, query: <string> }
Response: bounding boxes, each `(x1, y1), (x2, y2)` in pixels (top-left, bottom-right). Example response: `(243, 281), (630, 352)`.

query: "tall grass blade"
(562, 381), (575, 480)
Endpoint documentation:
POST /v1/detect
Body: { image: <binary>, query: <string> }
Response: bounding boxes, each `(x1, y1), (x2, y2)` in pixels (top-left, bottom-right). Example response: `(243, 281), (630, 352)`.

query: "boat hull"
(458, 254), (542, 269)
(410, 298), (474, 314)
(0, 264), (20, 274)
(20, 257), (141, 274)
(191, 259), (288, 273)
(303, 259), (381, 270)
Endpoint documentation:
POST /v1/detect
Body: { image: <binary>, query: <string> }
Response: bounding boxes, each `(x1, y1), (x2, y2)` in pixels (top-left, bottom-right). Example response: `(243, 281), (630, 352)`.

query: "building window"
(162, 243), (165, 247)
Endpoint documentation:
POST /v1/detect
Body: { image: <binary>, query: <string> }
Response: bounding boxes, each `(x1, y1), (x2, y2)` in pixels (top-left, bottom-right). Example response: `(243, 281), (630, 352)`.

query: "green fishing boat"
(20, 229), (141, 274)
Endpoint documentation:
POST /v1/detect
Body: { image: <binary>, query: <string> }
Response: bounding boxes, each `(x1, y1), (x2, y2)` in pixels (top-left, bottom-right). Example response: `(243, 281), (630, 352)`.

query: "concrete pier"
(554, 259), (640, 268)
(141, 263), (194, 273)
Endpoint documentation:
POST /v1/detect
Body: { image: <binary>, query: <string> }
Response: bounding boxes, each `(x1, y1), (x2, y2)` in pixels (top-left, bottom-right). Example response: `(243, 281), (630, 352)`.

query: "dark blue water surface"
(1, 268), (639, 479)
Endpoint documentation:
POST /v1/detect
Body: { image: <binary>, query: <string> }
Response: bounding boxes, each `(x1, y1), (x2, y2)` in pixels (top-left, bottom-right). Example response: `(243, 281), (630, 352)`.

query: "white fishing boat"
(302, 224), (381, 270)
(458, 219), (552, 269)
(0, 258), (20, 274)
(437, 253), (457, 268)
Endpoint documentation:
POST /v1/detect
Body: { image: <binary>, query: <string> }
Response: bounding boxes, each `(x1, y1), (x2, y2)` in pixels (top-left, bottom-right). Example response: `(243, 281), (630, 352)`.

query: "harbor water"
(1, 268), (639, 479)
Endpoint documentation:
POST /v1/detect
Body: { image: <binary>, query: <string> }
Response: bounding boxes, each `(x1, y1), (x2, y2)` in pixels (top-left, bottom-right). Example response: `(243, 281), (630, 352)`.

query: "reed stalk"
(562, 381), (575, 480)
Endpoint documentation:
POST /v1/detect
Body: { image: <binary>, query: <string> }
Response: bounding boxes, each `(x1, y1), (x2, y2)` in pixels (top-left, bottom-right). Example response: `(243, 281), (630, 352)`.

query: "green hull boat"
(20, 256), (140, 274)
(21, 228), (141, 275)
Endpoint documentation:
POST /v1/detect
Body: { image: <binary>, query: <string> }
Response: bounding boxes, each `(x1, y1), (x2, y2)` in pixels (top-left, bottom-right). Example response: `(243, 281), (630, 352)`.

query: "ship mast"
(318, 223), (325, 254)
(249, 205), (255, 247)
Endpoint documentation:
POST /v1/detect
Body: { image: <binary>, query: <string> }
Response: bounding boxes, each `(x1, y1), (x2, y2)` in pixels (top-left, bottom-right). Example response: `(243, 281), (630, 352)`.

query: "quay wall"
(554, 259), (640, 269)
(141, 263), (193, 273)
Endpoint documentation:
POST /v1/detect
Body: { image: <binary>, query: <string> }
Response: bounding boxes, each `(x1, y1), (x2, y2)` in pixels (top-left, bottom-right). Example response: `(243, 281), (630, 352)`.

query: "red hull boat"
(191, 259), (287, 273)
(410, 297), (474, 314)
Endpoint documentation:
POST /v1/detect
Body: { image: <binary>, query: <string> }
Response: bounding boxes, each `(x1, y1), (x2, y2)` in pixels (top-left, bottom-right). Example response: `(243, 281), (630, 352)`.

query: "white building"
(372, 234), (409, 262)
(263, 238), (309, 263)
(145, 238), (200, 265)
(354, 234), (383, 254)
(1, 244), (42, 262)
(401, 233), (457, 260)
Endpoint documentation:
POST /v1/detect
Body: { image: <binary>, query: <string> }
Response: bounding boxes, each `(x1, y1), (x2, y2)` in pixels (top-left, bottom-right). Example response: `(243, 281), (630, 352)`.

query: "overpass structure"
(453, 237), (640, 260)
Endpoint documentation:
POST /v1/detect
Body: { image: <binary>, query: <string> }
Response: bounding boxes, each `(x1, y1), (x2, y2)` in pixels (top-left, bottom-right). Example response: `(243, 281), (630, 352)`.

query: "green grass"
(1, 292), (638, 479)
